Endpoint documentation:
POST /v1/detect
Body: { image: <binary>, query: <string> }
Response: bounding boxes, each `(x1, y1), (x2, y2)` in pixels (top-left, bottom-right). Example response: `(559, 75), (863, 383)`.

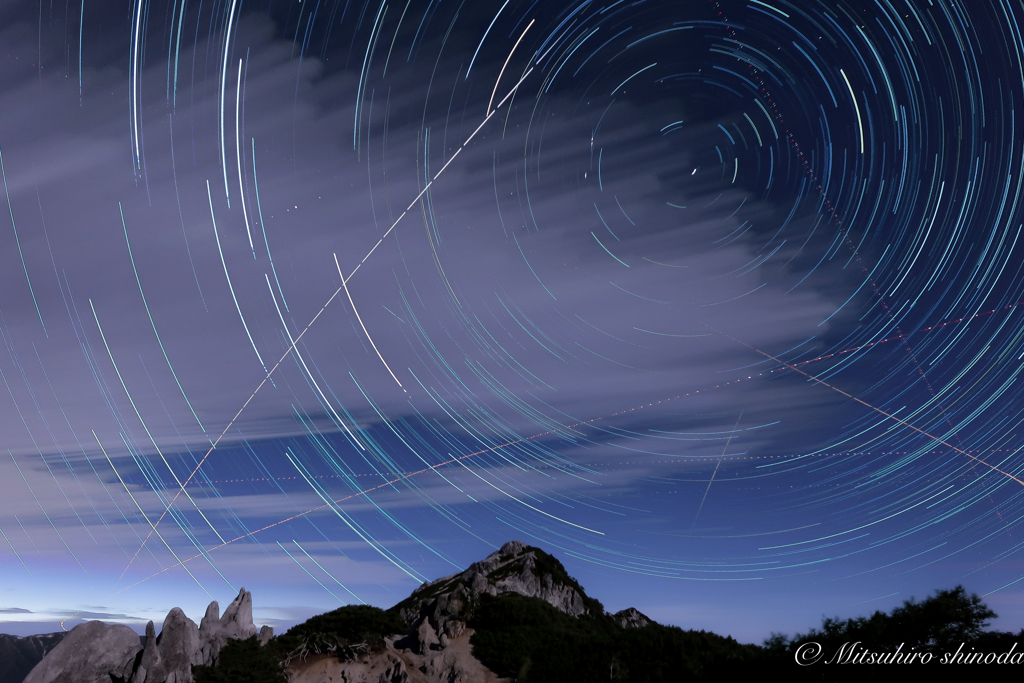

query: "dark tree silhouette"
(763, 586), (1012, 680)
(780, 586), (995, 654)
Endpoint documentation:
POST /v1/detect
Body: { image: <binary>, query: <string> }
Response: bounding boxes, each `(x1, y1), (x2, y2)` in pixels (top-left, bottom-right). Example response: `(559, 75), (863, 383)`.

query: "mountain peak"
(387, 540), (602, 663)
(397, 540), (599, 625)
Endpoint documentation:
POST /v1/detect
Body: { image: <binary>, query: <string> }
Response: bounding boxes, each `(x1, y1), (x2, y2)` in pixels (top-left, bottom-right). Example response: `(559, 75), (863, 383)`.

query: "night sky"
(2, 0), (1024, 644)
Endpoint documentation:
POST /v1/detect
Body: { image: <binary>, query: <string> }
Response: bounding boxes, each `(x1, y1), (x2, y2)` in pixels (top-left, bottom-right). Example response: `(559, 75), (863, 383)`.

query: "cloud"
(53, 610), (140, 620)
(0, 3), (897, 635)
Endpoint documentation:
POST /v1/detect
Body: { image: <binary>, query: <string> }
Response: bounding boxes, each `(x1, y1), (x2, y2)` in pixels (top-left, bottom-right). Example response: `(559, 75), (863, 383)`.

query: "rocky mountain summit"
(392, 540), (601, 652)
(288, 540), (649, 683)
(22, 588), (273, 683)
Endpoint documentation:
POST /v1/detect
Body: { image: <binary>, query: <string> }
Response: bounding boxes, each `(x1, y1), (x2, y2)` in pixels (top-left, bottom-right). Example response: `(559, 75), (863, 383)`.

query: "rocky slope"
(286, 540), (648, 683)
(391, 540), (600, 651)
(21, 588), (273, 683)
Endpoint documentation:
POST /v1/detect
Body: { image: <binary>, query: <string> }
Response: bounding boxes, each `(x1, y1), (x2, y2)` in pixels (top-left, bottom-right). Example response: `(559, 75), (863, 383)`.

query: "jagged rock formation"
(133, 608), (200, 683)
(23, 588), (272, 683)
(0, 632), (66, 683)
(197, 588), (260, 667)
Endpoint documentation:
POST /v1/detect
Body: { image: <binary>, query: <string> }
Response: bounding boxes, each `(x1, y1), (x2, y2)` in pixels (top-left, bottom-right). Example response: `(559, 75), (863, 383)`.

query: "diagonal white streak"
(488, 19), (535, 114)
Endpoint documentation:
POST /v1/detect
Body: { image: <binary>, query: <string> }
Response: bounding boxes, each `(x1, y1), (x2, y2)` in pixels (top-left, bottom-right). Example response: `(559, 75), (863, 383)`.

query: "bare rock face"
(133, 621), (163, 683)
(414, 618), (440, 654)
(385, 540), (596, 679)
(404, 541), (592, 622)
(158, 608), (203, 675)
(22, 620), (142, 683)
(377, 654), (409, 683)
(134, 607), (203, 683)
(197, 587), (259, 666)
(23, 589), (272, 683)
(397, 540), (593, 641)
(613, 607), (651, 629)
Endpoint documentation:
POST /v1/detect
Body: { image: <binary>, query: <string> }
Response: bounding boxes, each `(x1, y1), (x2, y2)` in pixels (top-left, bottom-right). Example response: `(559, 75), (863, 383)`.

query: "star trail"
(1, 0), (1024, 642)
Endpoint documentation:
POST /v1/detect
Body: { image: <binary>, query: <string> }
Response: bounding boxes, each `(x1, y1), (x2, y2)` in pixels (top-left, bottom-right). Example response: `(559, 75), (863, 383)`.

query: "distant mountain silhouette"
(0, 632), (66, 683)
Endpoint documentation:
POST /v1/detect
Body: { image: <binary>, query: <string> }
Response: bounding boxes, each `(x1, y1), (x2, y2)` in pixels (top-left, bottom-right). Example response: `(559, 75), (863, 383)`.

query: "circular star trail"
(1, 0), (1024, 638)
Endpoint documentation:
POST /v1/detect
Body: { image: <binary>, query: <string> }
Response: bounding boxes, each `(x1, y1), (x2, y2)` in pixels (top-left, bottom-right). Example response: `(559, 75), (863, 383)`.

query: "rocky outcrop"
(613, 607), (651, 629)
(23, 621), (142, 683)
(197, 588), (259, 667)
(133, 607), (202, 683)
(394, 539), (596, 657)
(377, 653), (410, 683)
(22, 588), (272, 683)
(405, 540), (592, 619)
